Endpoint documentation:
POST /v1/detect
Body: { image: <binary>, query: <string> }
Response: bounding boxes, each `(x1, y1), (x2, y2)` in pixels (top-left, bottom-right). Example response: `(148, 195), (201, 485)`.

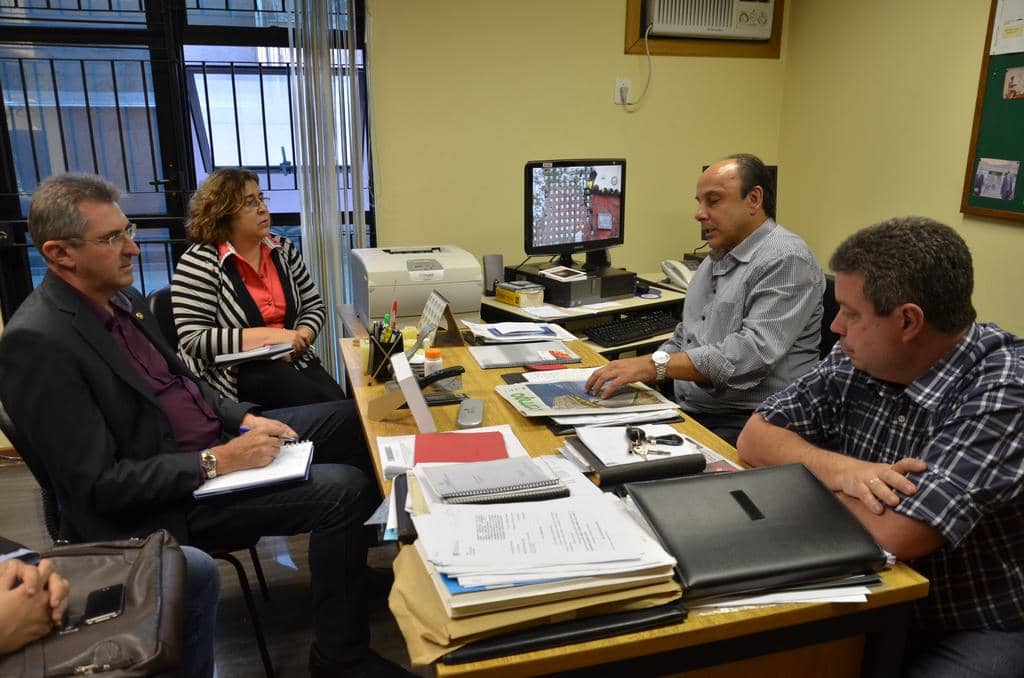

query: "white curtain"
(289, 0), (368, 380)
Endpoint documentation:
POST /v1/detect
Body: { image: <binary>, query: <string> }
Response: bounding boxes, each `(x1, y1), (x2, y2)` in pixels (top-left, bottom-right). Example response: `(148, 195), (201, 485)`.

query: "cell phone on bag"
(82, 583), (125, 625)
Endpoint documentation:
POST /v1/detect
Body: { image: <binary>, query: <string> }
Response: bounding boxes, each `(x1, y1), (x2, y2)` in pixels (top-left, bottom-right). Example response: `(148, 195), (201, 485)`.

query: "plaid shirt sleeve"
(893, 373), (1024, 548)
(756, 344), (848, 446)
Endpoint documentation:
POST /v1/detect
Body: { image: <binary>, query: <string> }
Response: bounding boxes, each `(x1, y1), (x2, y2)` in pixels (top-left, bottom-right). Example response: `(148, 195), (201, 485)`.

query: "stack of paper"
(461, 320), (577, 344)
(506, 367), (682, 427)
(411, 493), (677, 617)
(468, 341), (581, 369)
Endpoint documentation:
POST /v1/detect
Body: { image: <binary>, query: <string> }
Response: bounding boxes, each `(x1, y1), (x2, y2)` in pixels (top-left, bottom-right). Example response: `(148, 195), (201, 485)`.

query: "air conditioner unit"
(646, 0), (775, 41)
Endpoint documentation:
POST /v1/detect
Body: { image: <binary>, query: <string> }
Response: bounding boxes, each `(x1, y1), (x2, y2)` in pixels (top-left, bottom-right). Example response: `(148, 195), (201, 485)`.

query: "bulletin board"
(962, 0), (1024, 223)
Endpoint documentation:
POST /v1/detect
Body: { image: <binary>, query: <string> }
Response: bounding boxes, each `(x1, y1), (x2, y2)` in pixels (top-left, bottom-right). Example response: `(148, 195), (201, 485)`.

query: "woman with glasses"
(170, 168), (344, 408)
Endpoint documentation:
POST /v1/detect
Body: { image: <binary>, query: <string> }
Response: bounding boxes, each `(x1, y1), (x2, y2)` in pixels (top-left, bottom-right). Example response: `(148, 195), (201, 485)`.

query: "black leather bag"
(0, 530), (185, 677)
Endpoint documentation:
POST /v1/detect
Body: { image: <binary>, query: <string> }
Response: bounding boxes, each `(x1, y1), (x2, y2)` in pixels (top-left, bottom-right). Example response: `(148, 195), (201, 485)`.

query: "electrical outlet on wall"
(614, 77), (632, 105)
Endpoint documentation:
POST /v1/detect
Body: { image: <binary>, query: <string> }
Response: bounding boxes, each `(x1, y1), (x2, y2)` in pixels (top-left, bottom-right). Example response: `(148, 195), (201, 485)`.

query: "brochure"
(494, 380), (677, 417)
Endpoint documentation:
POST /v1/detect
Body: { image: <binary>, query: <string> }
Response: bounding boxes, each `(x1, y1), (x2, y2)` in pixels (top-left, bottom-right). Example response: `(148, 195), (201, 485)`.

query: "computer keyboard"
(585, 310), (680, 347)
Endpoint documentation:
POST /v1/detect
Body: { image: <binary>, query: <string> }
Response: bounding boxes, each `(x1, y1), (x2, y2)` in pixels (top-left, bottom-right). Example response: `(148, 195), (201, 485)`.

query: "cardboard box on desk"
(388, 545), (682, 665)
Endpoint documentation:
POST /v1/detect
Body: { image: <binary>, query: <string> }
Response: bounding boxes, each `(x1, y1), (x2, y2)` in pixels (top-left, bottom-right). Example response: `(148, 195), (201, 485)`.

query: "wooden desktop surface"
(337, 339), (929, 678)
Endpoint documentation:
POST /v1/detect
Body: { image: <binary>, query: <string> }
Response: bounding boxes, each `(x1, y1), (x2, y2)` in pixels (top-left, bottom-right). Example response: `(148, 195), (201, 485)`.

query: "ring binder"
(417, 457), (568, 504)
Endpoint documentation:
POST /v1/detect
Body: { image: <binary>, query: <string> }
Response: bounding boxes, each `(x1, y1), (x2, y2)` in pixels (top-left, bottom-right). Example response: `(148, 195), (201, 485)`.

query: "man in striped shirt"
(738, 217), (1024, 677)
(586, 154), (824, 444)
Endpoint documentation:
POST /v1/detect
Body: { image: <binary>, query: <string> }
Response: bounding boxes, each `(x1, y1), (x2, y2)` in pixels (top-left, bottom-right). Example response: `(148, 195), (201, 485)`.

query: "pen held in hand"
(238, 427), (298, 444)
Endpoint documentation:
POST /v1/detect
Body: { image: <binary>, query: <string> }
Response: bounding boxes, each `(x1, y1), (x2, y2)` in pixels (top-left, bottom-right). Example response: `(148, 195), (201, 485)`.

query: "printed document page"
(415, 494), (650, 568)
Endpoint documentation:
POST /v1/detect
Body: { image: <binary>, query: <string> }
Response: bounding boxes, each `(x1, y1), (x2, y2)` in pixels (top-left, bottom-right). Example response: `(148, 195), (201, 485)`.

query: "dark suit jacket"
(0, 273), (253, 543)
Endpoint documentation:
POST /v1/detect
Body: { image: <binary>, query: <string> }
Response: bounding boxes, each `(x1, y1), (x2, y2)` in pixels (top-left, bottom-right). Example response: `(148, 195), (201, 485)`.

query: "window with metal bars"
(0, 0), (373, 322)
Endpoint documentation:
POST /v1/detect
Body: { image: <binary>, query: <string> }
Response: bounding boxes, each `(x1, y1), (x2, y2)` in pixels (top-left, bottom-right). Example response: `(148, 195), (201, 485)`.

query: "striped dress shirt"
(660, 219), (824, 414)
(759, 323), (1024, 631)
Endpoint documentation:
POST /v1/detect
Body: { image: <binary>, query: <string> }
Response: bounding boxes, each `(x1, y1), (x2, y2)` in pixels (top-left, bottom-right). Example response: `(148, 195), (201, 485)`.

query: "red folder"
(413, 431), (509, 465)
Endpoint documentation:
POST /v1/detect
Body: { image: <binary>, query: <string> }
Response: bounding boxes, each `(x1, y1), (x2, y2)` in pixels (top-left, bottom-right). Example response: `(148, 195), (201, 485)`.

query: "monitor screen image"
(524, 159), (625, 267)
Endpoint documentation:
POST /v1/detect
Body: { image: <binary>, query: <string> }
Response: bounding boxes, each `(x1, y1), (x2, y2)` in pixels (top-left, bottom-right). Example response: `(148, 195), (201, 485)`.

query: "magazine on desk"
(495, 380), (677, 417)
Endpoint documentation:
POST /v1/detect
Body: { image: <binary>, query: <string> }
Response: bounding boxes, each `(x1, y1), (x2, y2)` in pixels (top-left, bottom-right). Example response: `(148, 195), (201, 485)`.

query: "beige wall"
(367, 0), (1022, 334)
(365, 0), (786, 275)
(778, 0), (1022, 334)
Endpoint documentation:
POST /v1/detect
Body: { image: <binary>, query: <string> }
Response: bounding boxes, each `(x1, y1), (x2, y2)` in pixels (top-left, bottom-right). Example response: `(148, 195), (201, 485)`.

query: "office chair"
(147, 288), (272, 589)
(1, 391), (276, 677)
(146, 286), (179, 349)
(820, 274), (840, 359)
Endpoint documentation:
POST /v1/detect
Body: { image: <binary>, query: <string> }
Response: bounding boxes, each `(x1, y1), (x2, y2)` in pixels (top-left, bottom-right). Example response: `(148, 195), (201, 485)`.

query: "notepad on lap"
(418, 456), (567, 504)
(194, 441), (314, 498)
(468, 341), (581, 369)
(214, 342), (293, 366)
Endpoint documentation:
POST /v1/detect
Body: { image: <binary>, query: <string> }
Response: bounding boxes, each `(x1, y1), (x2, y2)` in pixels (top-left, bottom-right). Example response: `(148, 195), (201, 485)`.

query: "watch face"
(653, 350), (669, 364)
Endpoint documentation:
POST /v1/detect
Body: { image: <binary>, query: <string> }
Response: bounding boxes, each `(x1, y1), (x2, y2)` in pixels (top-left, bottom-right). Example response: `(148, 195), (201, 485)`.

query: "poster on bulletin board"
(962, 0), (1024, 223)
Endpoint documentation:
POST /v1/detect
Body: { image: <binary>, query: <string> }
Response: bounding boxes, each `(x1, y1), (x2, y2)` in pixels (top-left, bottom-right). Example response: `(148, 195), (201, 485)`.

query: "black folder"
(625, 463), (886, 601)
(392, 474), (417, 544)
(441, 601), (687, 664)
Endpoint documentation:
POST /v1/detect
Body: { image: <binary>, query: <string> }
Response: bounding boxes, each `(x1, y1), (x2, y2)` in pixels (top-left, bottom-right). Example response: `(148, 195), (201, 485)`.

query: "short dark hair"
(28, 173), (121, 255)
(829, 216), (976, 333)
(726, 153), (776, 219)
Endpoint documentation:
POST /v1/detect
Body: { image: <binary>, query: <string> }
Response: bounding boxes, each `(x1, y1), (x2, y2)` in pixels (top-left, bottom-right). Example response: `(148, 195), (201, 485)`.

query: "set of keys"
(626, 426), (684, 461)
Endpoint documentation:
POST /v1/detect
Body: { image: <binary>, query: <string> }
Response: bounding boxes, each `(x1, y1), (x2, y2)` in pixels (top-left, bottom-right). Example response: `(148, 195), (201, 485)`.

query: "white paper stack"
(410, 493), (676, 617)
(461, 320), (577, 344)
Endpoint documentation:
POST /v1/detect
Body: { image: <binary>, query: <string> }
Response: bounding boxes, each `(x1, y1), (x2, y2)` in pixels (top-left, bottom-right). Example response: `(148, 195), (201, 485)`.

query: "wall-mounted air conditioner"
(646, 0), (775, 41)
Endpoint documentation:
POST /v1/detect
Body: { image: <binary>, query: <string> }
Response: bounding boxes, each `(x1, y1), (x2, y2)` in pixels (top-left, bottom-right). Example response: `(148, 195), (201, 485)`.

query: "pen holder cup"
(368, 334), (404, 382)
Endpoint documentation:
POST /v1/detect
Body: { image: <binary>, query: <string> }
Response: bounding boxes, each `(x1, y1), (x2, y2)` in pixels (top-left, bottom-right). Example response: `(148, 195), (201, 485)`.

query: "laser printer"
(350, 245), (483, 326)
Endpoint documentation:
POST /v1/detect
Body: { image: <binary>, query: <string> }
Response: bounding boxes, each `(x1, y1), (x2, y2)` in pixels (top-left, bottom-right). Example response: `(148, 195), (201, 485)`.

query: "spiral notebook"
(467, 341), (581, 369)
(418, 456), (568, 504)
(194, 441), (314, 498)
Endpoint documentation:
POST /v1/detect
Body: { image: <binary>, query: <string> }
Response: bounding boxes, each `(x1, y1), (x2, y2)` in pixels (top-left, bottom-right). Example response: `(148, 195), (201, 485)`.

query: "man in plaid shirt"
(737, 216), (1023, 678)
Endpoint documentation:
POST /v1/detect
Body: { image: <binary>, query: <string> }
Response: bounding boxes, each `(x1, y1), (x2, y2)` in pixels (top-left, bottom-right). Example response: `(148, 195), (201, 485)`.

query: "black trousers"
(187, 400), (375, 664)
(236, 355), (346, 409)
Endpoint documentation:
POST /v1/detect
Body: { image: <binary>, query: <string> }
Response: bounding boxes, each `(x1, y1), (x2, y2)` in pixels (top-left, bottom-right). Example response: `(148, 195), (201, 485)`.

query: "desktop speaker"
(483, 254), (504, 296)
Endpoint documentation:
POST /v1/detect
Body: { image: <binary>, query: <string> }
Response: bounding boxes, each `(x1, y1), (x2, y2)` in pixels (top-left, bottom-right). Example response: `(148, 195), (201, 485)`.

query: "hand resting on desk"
(585, 353), (707, 399)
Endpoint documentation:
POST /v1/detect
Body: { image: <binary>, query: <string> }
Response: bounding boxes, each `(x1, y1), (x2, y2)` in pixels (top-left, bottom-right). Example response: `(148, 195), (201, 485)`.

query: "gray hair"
(829, 216), (976, 333)
(28, 173), (121, 255)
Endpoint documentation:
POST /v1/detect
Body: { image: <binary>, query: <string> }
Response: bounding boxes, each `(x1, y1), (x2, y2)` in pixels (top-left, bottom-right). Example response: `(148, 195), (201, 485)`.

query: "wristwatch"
(200, 449), (217, 480)
(651, 350), (670, 381)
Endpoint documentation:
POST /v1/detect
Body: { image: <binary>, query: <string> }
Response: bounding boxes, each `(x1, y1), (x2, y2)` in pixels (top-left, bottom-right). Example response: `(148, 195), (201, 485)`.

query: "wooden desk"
(338, 339), (928, 678)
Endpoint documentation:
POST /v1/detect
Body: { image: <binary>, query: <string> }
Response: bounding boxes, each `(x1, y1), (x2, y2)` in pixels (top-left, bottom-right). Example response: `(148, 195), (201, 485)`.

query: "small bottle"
(422, 347), (443, 377)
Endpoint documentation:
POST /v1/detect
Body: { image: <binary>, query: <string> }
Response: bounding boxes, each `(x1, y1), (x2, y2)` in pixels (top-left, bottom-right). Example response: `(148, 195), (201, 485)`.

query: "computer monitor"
(524, 159), (626, 269)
